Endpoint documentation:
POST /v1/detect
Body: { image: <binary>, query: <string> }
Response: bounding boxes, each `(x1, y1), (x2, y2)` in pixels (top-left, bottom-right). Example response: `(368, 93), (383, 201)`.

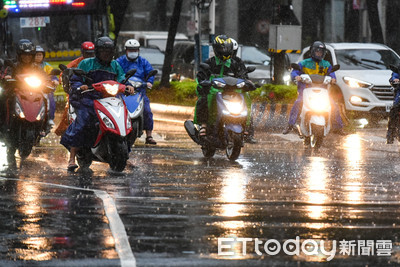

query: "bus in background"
(0, 0), (127, 102)
(1, 0), (110, 66)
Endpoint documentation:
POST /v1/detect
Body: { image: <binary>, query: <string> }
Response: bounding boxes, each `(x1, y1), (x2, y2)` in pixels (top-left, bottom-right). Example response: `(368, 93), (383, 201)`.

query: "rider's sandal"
(199, 127), (207, 137)
(67, 163), (78, 172)
(145, 136), (157, 145)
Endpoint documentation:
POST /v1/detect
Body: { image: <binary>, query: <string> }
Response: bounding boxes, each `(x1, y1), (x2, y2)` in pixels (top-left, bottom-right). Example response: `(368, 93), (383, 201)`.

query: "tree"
(160, 0), (183, 87)
(366, 0), (384, 43)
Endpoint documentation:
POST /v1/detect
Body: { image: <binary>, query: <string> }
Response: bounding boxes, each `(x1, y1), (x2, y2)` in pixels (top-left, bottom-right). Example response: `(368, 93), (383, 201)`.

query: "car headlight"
(213, 80), (226, 88)
(309, 95), (330, 112)
(225, 101), (243, 115)
(97, 110), (115, 129)
(103, 83), (119, 95)
(24, 76), (42, 88)
(343, 77), (372, 88)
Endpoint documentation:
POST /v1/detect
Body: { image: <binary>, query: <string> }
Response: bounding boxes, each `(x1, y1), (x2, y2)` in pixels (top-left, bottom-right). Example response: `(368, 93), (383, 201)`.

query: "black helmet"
(95, 36), (114, 65)
(212, 35), (233, 61)
(16, 39), (36, 63)
(16, 39), (36, 55)
(310, 41), (326, 62)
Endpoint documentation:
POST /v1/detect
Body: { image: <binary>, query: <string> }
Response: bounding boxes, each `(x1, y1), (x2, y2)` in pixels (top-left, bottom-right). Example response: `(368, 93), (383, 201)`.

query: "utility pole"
(193, 0), (212, 72)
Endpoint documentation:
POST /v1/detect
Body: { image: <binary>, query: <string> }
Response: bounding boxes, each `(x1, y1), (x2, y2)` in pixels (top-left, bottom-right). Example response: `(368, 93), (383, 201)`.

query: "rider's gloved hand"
(80, 85), (89, 91)
(295, 76), (302, 82)
(331, 78), (336, 84)
(126, 85), (135, 94)
(147, 82), (153, 89)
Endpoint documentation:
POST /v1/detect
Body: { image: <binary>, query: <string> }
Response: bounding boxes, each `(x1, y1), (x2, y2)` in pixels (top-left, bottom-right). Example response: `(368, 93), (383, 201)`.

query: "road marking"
(0, 178), (136, 267)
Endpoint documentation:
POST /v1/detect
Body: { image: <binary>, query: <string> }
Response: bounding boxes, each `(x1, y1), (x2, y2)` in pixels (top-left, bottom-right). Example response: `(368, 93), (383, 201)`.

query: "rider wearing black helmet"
(94, 36), (115, 66)
(194, 35), (246, 138)
(61, 36), (134, 171)
(282, 41), (345, 135)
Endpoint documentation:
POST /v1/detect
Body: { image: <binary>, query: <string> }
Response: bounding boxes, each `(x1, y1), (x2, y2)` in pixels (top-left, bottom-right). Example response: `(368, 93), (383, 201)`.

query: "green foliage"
(148, 81), (197, 106)
(149, 81), (298, 106)
(249, 84), (298, 103)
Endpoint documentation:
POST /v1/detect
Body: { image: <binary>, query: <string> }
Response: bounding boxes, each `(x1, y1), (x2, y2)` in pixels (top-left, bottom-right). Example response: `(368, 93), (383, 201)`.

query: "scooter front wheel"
(109, 139), (128, 172)
(310, 124), (324, 149)
(226, 132), (242, 161)
(77, 148), (92, 169)
(202, 145), (216, 158)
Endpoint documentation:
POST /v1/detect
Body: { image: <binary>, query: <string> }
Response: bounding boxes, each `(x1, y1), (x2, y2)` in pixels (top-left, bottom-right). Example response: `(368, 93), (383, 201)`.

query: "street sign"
(20, 16), (50, 28)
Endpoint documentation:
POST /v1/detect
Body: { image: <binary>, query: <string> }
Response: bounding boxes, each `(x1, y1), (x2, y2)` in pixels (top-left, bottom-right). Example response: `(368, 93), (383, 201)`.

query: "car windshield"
(139, 48), (165, 65)
(335, 49), (400, 70)
(241, 46), (271, 65)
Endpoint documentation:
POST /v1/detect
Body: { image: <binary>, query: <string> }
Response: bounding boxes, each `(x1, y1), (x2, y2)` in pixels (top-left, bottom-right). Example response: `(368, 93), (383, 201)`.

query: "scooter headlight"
(97, 110), (115, 129)
(213, 80), (226, 88)
(103, 83), (119, 96)
(127, 116), (132, 129)
(15, 102), (25, 118)
(236, 81), (245, 88)
(131, 100), (144, 118)
(225, 101), (243, 115)
(24, 76), (42, 88)
(36, 105), (45, 120)
(130, 81), (142, 88)
(309, 95), (330, 112)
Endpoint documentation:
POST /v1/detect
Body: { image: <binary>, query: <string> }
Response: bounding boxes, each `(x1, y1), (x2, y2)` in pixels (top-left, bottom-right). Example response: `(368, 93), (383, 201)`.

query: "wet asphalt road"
(1, 122), (400, 266)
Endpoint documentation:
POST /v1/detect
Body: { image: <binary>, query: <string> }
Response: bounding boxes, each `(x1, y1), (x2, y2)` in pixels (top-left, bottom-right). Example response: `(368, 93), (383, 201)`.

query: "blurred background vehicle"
(170, 42), (296, 85)
(138, 47), (165, 81)
(298, 43), (400, 120)
(116, 31), (189, 54)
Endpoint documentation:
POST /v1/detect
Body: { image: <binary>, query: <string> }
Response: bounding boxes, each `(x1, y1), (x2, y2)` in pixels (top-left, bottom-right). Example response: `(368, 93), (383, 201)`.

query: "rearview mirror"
(145, 70), (158, 81)
(73, 69), (85, 76)
(50, 69), (61, 76)
(290, 63), (301, 71)
(246, 66), (256, 73)
(59, 64), (67, 71)
(389, 64), (399, 73)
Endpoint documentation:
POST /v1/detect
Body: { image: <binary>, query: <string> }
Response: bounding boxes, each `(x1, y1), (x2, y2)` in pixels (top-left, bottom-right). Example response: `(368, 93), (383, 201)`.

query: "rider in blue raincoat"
(61, 37), (134, 171)
(116, 39), (157, 145)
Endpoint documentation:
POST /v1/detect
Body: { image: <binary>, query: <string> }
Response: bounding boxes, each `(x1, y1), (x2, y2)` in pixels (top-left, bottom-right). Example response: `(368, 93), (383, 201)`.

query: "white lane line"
(94, 190), (136, 267)
(0, 178), (136, 267)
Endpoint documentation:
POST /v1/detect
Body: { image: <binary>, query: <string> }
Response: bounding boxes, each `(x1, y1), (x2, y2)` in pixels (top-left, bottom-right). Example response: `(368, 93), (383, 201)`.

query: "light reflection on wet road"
(1, 127), (400, 266)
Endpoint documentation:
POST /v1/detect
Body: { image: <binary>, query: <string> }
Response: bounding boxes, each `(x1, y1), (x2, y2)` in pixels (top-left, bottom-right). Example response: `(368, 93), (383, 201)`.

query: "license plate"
(386, 103), (393, 112)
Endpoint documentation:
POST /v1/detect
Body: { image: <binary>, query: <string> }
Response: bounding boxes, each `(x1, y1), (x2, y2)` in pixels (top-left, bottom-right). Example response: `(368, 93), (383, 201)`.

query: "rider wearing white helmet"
(116, 39), (157, 145)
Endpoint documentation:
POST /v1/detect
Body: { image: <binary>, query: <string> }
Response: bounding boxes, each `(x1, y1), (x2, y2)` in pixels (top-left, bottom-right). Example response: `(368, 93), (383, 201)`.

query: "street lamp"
(193, 0), (213, 71)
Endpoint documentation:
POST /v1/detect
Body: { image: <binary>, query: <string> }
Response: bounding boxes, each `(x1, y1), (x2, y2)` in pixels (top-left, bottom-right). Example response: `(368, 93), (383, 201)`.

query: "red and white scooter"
(62, 66), (135, 172)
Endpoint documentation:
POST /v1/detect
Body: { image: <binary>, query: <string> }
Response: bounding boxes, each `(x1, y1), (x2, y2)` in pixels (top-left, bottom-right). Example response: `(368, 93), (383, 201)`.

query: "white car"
(298, 43), (400, 119)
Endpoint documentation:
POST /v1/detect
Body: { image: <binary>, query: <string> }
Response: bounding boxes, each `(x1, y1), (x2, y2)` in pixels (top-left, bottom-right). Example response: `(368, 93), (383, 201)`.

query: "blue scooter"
(124, 70), (158, 145)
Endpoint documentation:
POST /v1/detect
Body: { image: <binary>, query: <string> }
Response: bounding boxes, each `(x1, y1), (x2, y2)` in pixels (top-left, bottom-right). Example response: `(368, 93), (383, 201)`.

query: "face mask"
(127, 52), (139, 60)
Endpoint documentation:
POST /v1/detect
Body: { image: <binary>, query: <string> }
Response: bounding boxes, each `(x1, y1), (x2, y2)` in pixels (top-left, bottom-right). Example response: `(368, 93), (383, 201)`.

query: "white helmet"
(230, 38), (239, 51)
(125, 39), (140, 50)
